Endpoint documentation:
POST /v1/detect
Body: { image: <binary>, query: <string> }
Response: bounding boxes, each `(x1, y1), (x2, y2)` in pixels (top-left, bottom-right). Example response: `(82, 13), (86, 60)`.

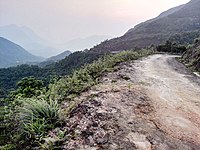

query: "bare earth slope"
(62, 54), (200, 149)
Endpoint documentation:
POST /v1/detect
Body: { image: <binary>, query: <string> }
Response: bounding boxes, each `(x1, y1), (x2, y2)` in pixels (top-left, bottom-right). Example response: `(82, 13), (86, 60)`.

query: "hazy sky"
(0, 0), (190, 43)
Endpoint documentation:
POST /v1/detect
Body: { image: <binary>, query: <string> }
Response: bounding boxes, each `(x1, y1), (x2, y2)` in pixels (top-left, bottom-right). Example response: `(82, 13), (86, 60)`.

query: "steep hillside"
(90, 0), (200, 53)
(182, 38), (200, 72)
(0, 37), (43, 68)
(0, 50), (154, 149)
(37, 50), (72, 67)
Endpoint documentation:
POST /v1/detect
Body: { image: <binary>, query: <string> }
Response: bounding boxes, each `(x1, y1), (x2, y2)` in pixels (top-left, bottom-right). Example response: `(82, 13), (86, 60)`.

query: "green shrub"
(16, 98), (60, 144)
(181, 38), (200, 72)
(11, 77), (44, 99)
(0, 144), (16, 150)
(48, 49), (153, 102)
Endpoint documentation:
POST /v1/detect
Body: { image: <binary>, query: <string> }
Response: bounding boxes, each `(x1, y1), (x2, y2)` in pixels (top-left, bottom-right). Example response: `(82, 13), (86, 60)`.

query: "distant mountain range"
(1, 0), (199, 68)
(0, 37), (44, 68)
(0, 24), (111, 57)
(90, 0), (200, 53)
(47, 50), (71, 62)
(38, 50), (72, 67)
(0, 24), (58, 57)
(59, 35), (111, 51)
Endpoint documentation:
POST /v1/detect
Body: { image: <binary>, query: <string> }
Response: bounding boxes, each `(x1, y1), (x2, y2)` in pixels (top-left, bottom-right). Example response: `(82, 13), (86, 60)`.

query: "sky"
(0, 0), (190, 43)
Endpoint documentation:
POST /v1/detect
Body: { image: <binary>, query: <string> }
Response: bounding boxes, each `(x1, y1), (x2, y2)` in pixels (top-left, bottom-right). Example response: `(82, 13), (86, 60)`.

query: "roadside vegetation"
(156, 39), (200, 73)
(0, 49), (153, 149)
(181, 38), (200, 73)
(156, 40), (187, 54)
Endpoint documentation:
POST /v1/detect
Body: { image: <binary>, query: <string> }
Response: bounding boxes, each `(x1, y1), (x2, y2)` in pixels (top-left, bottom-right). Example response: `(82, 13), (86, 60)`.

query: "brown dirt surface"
(60, 54), (200, 150)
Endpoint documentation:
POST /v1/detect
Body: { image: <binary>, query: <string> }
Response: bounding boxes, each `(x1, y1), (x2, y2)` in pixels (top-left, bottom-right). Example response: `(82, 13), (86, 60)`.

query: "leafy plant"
(12, 76), (44, 98)
(15, 98), (60, 146)
(0, 144), (16, 150)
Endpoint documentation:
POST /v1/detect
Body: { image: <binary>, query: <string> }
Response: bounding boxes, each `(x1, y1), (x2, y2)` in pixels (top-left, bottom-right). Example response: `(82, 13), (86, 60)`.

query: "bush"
(48, 49), (153, 102)
(16, 98), (60, 145)
(12, 77), (44, 98)
(0, 144), (16, 150)
(181, 38), (200, 72)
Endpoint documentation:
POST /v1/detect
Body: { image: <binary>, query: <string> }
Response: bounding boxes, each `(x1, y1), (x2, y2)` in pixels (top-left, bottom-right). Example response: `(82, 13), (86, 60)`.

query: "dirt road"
(63, 54), (200, 149)
(134, 54), (200, 144)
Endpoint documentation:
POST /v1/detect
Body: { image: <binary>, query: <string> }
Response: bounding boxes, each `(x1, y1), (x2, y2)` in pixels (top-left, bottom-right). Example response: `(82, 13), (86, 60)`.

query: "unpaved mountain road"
(134, 54), (200, 144)
(63, 54), (200, 150)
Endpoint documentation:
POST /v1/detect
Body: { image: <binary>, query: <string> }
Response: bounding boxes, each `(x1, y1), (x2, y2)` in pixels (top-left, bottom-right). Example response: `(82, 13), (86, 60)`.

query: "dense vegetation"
(0, 49), (153, 149)
(168, 30), (200, 45)
(181, 38), (200, 72)
(0, 51), (105, 98)
(156, 41), (187, 53)
(0, 65), (53, 98)
(47, 51), (106, 76)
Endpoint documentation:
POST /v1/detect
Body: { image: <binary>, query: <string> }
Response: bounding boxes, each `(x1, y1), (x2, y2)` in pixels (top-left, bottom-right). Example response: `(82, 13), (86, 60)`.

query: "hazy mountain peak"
(47, 50), (71, 62)
(0, 37), (44, 68)
(0, 25), (59, 57)
(0, 24), (111, 57)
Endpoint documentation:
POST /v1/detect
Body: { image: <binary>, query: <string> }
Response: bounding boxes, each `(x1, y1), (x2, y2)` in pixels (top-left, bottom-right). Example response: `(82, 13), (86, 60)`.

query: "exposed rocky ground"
(54, 54), (200, 150)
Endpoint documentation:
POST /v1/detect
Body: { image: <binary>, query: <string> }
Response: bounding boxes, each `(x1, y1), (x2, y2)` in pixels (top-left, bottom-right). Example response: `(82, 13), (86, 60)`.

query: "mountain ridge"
(0, 25), (58, 57)
(47, 50), (71, 62)
(0, 25), (112, 56)
(89, 0), (200, 53)
(0, 37), (44, 68)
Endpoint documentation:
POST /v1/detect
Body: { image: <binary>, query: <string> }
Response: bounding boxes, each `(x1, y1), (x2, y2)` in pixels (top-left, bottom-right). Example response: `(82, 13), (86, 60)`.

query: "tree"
(13, 77), (44, 98)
